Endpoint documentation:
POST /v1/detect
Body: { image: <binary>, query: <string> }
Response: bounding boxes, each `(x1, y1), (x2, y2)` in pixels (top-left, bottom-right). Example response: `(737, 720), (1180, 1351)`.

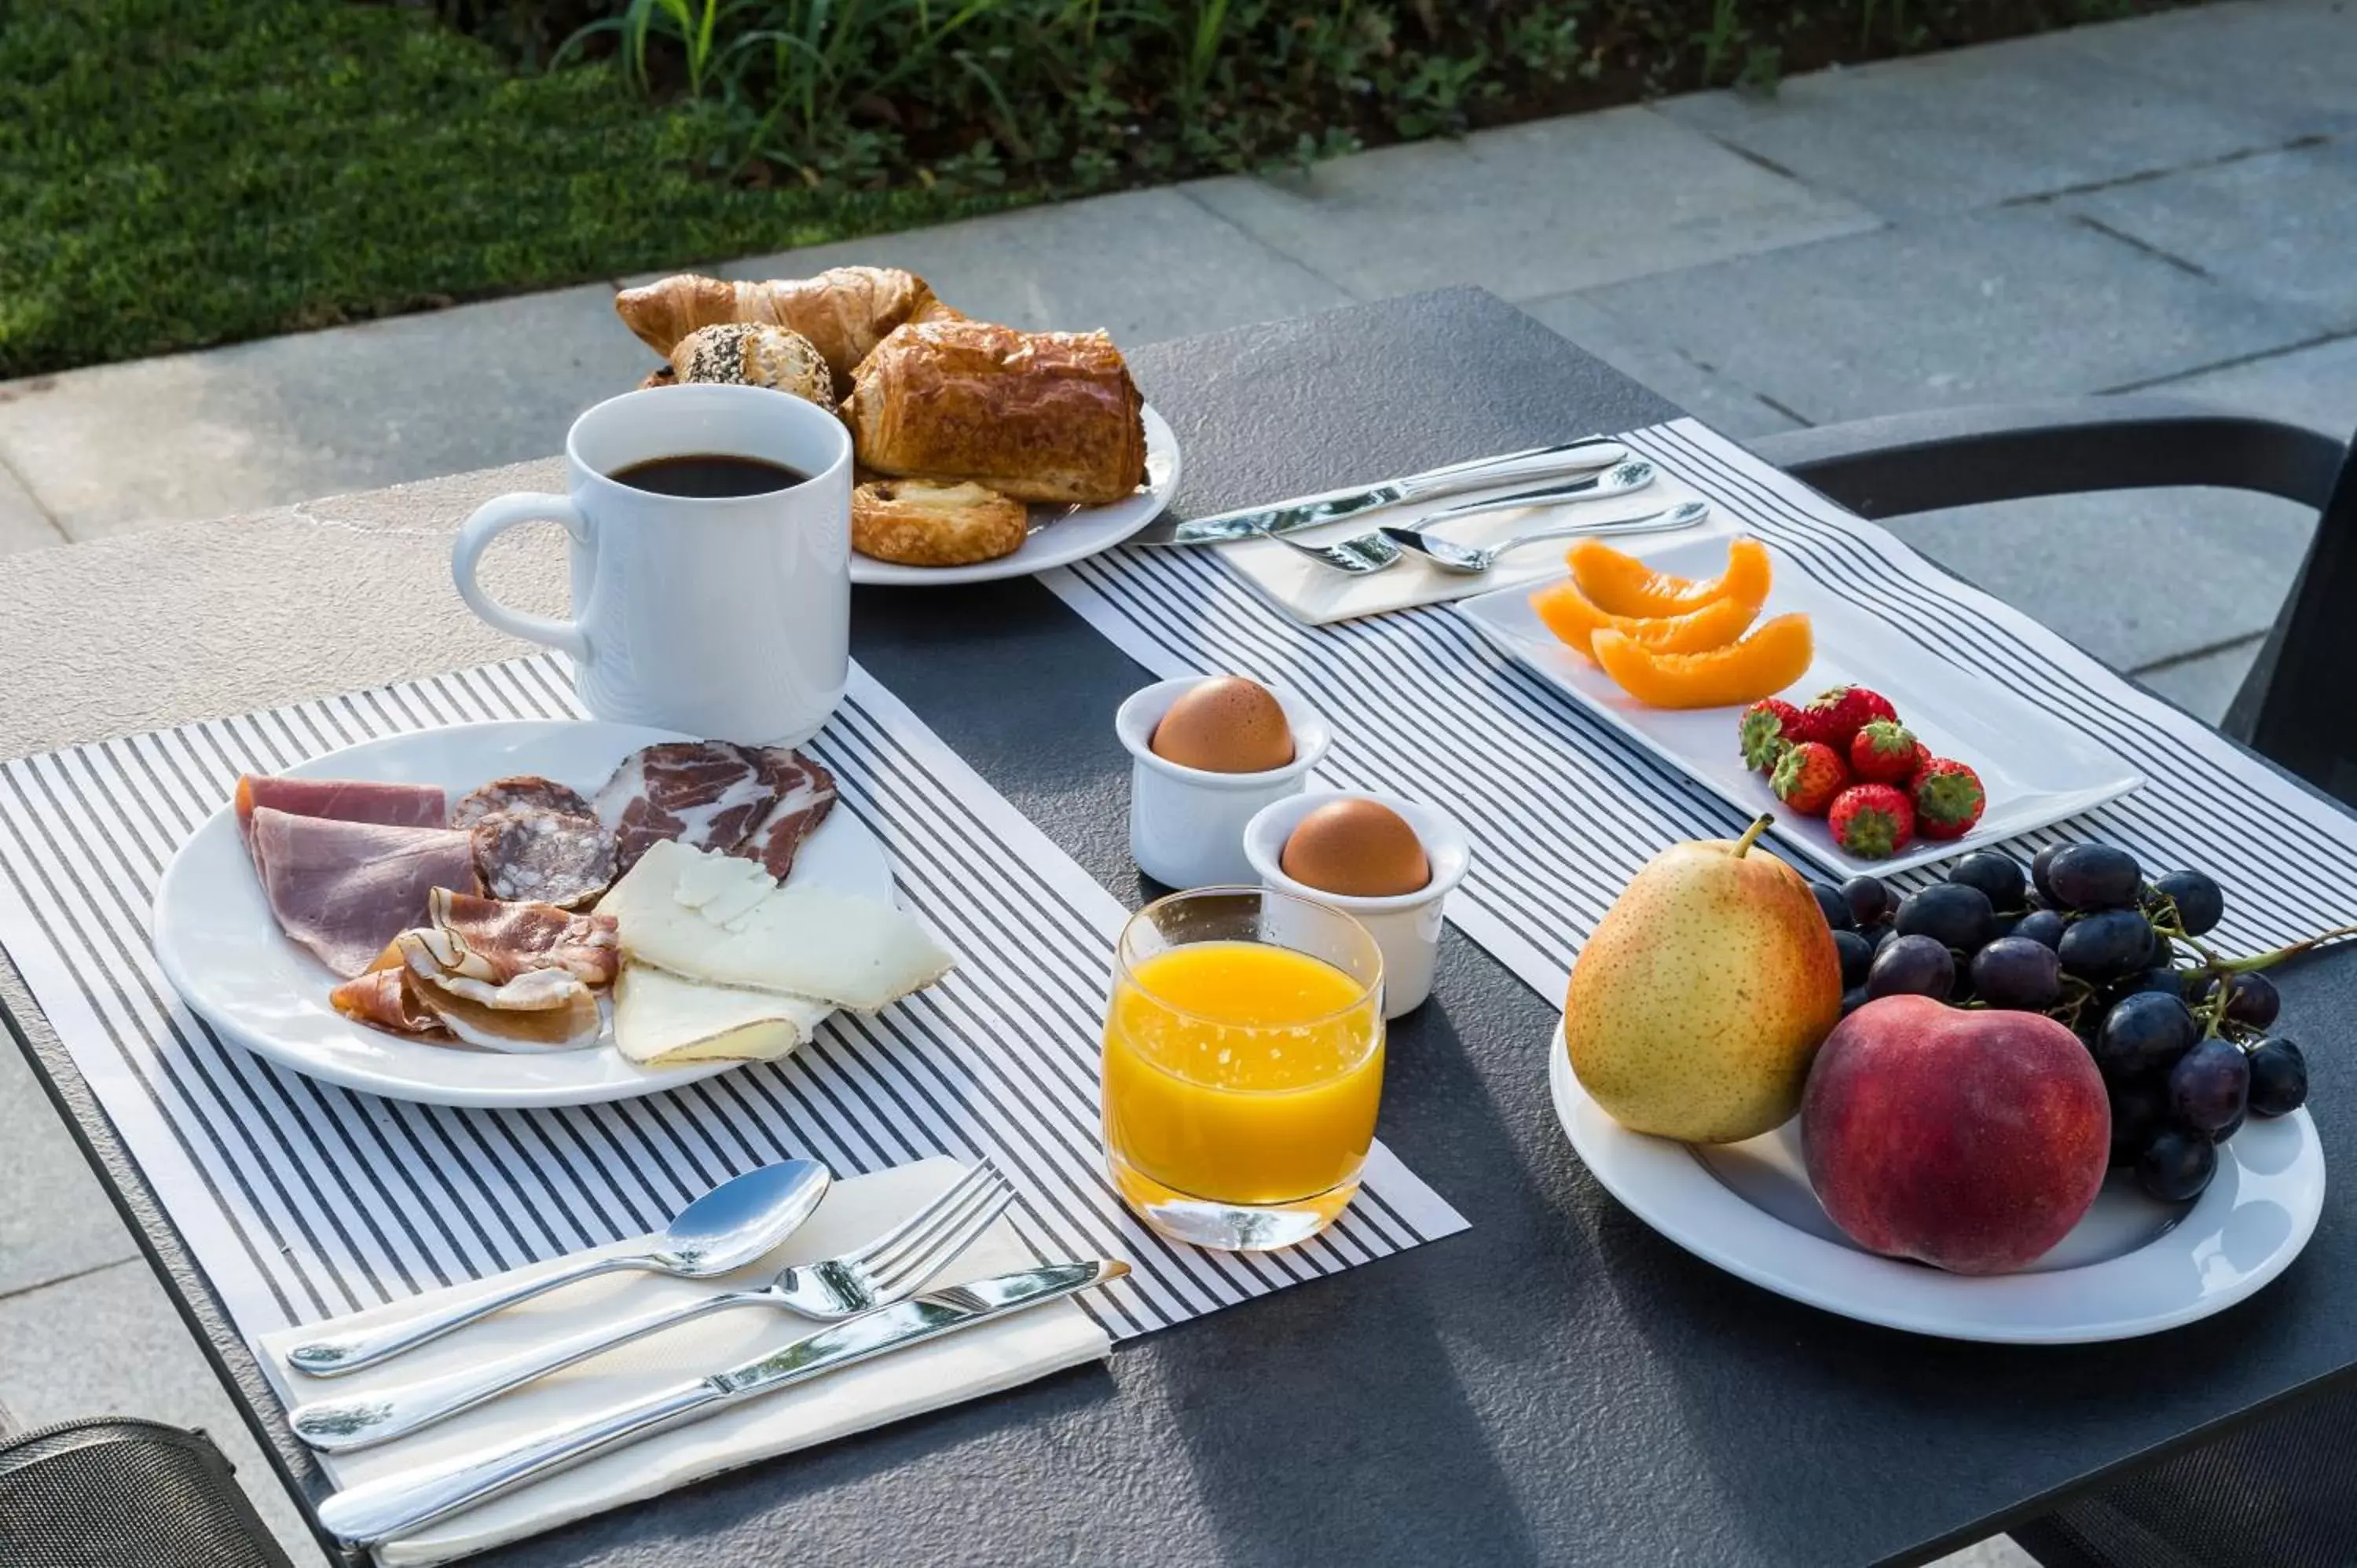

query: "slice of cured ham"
(737, 750), (838, 881)
(423, 888), (621, 988)
(247, 809), (480, 977)
(591, 742), (837, 884)
(593, 742), (782, 874)
(234, 776), (447, 844)
(328, 969), (443, 1035)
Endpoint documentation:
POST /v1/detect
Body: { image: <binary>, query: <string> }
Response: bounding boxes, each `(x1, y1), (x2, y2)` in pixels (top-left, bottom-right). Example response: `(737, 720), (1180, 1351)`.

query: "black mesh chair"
(0, 1401), (299, 1568)
(1754, 397), (2357, 1568)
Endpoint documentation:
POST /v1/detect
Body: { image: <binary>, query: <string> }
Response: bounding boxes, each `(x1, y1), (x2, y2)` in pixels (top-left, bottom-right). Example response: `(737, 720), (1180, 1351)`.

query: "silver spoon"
(284, 1159), (833, 1377)
(1381, 499), (1712, 576)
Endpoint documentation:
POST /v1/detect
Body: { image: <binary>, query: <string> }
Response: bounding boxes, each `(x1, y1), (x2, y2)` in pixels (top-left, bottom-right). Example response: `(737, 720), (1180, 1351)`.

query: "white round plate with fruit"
(1549, 1042), (2322, 1343)
(1553, 823), (2328, 1343)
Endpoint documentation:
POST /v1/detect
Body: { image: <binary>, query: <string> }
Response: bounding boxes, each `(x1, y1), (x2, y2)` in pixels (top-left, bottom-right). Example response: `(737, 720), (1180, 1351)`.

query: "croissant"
(842, 321), (1147, 507)
(614, 267), (960, 394)
(668, 323), (834, 409)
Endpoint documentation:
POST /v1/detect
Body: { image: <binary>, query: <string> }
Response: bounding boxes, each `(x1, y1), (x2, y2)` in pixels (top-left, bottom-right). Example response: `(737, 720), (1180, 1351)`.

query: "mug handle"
(453, 493), (592, 663)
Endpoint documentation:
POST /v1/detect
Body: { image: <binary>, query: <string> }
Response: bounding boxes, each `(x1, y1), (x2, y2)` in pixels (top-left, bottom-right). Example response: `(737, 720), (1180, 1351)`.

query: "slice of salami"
(471, 809), (619, 910)
(733, 749), (838, 881)
(593, 742), (779, 874)
(451, 775), (594, 830)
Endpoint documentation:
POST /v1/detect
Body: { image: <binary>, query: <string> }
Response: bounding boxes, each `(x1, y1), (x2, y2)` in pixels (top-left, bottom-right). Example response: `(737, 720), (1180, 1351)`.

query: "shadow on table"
(1149, 982), (1551, 1567)
(1585, 1178), (2341, 1566)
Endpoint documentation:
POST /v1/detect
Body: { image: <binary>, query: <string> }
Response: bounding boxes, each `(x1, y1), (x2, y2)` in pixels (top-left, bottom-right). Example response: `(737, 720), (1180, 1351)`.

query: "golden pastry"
(841, 320), (1146, 506)
(852, 479), (1029, 567)
(614, 267), (959, 394)
(666, 323), (834, 410)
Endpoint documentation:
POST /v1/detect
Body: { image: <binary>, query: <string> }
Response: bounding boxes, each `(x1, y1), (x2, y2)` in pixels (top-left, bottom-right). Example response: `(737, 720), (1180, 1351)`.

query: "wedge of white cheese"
(598, 840), (955, 1012)
(612, 963), (830, 1065)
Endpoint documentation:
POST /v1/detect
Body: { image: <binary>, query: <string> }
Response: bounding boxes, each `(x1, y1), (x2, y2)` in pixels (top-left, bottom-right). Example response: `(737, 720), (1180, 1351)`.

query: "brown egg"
(1150, 676), (1295, 774)
(1281, 800), (1431, 898)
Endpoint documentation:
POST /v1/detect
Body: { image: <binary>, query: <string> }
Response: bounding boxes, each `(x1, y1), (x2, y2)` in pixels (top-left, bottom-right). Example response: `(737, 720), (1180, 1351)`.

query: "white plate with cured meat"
(849, 405), (1182, 587)
(151, 721), (893, 1108)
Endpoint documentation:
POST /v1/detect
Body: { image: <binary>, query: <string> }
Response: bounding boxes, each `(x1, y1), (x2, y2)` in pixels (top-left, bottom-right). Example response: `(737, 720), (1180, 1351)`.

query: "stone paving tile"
(2066, 0), (2357, 141)
(1519, 293), (1804, 440)
(0, 445), (63, 556)
(2135, 637), (2265, 727)
(700, 188), (1354, 349)
(0, 1261), (325, 1565)
(1896, 486), (2312, 672)
(0, 1042), (137, 1298)
(1658, 25), (2297, 220)
(2159, 332), (2357, 437)
(1183, 107), (1881, 303)
(2069, 137), (2357, 328)
(0, 284), (645, 542)
(1581, 207), (2333, 424)
(0, 452), (63, 555)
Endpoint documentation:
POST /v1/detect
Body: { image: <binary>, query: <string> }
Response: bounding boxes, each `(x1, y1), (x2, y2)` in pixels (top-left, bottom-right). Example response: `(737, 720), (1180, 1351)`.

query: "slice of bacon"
(735, 749), (838, 881)
(234, 776), (447, 845)
(593, 742), (781, 874)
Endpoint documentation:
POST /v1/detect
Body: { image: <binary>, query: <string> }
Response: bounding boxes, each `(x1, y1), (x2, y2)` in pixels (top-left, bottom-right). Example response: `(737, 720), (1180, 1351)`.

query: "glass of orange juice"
(1101, 887), (1384, 1251)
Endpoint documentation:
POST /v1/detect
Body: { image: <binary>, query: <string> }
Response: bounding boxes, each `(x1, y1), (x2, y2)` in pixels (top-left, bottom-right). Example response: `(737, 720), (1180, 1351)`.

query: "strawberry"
(1827, 783), (1915, 859)
(1739, 698), (1806, 773)
(1803, 685), (1900, 751)
(1771, 741), (1850, 816)
(1912, 757), (1985, 840)
(1848, 719), (1920, 784)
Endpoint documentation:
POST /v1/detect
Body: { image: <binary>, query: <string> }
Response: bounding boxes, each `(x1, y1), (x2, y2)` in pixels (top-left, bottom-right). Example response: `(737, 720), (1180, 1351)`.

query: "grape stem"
(2209, 922), (2357, 974)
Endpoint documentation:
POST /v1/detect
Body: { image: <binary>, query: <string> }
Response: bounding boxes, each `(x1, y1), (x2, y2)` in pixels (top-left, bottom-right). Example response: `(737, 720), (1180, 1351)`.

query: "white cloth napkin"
(1215, 462), (1716, 625)
(256, 1160), (1112, 1566)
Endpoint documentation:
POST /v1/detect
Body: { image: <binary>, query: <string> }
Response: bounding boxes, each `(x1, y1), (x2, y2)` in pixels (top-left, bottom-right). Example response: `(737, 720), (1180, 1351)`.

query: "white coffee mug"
(453, 383), (852, 745)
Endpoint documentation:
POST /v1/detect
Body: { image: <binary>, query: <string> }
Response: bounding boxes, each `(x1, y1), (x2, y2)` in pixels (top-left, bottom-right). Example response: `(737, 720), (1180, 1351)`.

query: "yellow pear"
(1565, 815), (1842, 1143)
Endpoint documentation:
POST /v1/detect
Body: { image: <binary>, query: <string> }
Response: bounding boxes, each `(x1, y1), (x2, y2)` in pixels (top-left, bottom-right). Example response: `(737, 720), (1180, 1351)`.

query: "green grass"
(2, 0), (2188, 381)
(0, 0), (1023, 379)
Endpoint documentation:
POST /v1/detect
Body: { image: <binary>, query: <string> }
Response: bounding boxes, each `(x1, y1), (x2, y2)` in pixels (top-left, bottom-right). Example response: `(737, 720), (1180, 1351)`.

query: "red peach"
(1802, 995), (2110, 1275)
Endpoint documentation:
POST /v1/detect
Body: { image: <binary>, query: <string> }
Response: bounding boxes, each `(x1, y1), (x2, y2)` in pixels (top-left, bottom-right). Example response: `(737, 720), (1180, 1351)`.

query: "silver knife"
(1135, 438), (1629, 547)
(317, 1258), (1129, 1547)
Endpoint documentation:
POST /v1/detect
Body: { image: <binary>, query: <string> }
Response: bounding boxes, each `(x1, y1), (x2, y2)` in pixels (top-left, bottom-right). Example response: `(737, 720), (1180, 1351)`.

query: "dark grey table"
(5, 289), (2353, 1568)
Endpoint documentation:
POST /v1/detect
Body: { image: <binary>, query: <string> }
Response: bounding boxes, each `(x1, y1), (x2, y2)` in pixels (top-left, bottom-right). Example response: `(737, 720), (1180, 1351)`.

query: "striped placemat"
(0, 660), (1465, 1347)
(1045, 416), (2357, 1000)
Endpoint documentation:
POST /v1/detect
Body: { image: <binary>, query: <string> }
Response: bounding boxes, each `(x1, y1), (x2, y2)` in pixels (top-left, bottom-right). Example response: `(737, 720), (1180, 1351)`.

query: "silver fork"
(289, 1160), (1015, 1453)
(1250, 518), (1402, 576)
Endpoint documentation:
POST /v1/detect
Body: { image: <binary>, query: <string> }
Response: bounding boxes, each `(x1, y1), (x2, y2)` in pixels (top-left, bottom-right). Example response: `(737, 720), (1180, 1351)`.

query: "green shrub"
(465, 0), (2172, 189)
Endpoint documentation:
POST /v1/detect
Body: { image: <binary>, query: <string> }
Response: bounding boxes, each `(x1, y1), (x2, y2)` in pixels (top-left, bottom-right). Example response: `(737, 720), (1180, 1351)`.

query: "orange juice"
(1102, 940), (1384, 1210)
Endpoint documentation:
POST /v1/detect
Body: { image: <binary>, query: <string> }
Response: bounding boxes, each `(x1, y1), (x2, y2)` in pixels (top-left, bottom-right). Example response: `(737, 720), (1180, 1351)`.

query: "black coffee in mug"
(609, 452), (808, 499)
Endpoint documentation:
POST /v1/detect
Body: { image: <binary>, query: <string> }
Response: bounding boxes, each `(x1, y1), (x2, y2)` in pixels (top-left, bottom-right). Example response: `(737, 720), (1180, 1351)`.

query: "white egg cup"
(1244, 792), (1472, 1019)
(1116, 677), (1333, 890)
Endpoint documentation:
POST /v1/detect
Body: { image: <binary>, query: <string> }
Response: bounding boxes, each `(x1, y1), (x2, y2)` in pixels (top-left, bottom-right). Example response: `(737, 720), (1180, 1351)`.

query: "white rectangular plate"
(1453, 533), (2145, 878)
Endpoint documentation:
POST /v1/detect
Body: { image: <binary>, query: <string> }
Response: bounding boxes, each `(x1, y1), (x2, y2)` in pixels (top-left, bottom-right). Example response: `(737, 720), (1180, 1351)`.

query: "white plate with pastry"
(150, 720), (945, 1109)
(612, 269), (1182, 588)
(849, 402), (1178, 586)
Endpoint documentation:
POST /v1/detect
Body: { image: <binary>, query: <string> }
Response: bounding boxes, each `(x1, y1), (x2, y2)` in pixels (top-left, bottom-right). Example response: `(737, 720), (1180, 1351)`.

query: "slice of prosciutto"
(423, 888), (621, 988)
(247, 809), (480, 977)
(593, 742), (782, 875)
(234, 776), (447, 845)
(328, 969), (444, 1035)
(736, 749), (838, 881)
